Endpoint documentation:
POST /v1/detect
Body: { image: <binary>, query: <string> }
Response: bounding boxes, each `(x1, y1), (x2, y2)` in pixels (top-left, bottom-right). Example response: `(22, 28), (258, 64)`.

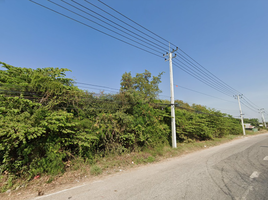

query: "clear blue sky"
(1, 0), (268, 121)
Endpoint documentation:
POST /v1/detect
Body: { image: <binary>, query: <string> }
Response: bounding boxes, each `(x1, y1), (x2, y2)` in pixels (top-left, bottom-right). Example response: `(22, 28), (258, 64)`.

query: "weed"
(46, 177), (54, 184)
(90, 165), (102, 176)
(0, 175), (14, 193)
(70, 158), (85, 171)
(147, 156), (155, 163)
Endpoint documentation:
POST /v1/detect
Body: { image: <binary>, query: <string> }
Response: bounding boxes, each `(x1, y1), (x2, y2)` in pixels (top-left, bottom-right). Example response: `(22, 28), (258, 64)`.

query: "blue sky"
(1, 0), (268, 121)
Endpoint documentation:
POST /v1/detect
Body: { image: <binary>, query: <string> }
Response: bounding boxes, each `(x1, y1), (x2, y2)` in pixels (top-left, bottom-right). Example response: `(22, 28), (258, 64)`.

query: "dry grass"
(0, 130), (267, 200)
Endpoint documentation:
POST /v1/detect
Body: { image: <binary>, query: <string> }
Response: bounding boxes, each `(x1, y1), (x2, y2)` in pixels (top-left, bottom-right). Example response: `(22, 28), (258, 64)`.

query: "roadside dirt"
(1, 131), (267, 200)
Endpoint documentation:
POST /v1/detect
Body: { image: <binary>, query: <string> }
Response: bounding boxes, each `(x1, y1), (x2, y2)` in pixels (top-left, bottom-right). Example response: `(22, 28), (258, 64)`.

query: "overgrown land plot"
(0, 61), (260, 195)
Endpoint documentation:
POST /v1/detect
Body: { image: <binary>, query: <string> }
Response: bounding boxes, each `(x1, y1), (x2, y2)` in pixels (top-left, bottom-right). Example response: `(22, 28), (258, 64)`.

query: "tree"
(0, 62), (97, 179)
(0, 61), (82, 107)
(244, 118), (259, 127)
(175, 100), (192, 110)
(120, 70), (163, 101)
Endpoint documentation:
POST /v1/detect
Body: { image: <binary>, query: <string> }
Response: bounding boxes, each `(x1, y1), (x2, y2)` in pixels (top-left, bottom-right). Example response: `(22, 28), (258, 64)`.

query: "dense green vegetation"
(243, 118), (259, 127)
(0, 62), (243, 188)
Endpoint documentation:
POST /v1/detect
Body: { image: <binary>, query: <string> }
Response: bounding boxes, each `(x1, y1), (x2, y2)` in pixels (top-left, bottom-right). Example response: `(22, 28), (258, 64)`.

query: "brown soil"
(1, 131), (267, 200)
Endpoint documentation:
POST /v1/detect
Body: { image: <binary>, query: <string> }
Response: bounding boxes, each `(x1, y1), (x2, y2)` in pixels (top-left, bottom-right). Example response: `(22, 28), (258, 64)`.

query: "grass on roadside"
(0, 130), (267, 199)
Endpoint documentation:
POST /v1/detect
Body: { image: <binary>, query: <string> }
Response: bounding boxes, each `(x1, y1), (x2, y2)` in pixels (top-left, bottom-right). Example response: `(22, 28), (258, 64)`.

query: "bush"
(175, 107), (242, 142)
(0, 62), (243, 187)
(0, 95), (97, 178)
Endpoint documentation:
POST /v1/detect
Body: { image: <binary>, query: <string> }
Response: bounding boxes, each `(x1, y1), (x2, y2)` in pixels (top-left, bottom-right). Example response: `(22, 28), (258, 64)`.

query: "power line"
(94, 1), (261, 110)
(174, 84), (236, 103)
(29, 0), (162, 58)
(176, 47), (240, 95)
(240, 101), (259, 113)
(174, 58), (235, 96)
(1, 81), (120, 92)
(77, 86), (119, 93)
(29, 0), (262, 114)
(242, 96), (260, 110)
(75, 82), (119, 91)
(175, 54), (237, 96)
(240, 98), (259, 111)
(96, 0), (241, 96)
(173, 61), (233, 97)
(96, 0), (175, 49)
(71, 0), (169, 52)
(47, 0), (164, 55)
(29, 0), (240, 97)
(0, 89), (41, 96)
(175, 105), (225, 117)
(78, 85), (262, 115)
(59, 0), (167, 53)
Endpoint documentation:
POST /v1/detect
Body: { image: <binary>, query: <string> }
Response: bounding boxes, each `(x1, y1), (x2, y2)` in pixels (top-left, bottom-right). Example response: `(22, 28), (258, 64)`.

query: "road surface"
(34, 133), (268, 200)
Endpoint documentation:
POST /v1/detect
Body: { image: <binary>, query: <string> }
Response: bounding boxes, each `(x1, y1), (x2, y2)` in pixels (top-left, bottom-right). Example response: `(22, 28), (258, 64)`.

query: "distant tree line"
(243, 118), (259, 127)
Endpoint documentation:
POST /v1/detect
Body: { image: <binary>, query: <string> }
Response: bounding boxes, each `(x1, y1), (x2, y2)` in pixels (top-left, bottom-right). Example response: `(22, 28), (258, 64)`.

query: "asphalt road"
(35, 133), (268, 200)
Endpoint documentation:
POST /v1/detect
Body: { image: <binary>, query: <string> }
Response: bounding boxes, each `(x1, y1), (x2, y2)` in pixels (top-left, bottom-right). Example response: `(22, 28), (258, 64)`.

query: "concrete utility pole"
(259, 108), (267, 128)
(234, 94), (246, 136)
(164, 45), (178, 148)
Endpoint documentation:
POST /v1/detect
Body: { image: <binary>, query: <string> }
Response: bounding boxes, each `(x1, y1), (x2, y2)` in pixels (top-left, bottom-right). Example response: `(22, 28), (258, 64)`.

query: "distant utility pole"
(164, 44), (178, 148)
(234, 94), (246, 136)
(259, 108), (267, 128)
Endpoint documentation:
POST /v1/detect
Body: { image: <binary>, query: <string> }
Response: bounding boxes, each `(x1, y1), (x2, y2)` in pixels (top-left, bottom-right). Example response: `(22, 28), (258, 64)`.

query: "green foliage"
(175, 107), (242, 142)
(0, 95), (97, 178)
(146, 156), (155, 163)
(175, 109), (212, 142)
(244, 118), (259, 127)
(90, 102), (170, 154)
(0, 61), (82, 109)
(120, 70), (163, 101)
(0, 62), (244, 189)
(90, 165), (102, 176)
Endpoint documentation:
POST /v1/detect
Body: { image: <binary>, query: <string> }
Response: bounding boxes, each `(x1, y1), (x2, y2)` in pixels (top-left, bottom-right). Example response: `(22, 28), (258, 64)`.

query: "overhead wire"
(95, 0), (173, 49)
(242, 96), (260, 110)
(175, 54), (237, 96)
(28, 0), (262, 115)
(0, 89), (41, 96)
(0, 86), (253, 118)
(96, 0), (243, 96)
(29, 0), (162, 58)
(174, 84), (236, 103)
(172, 60), (233, 97)
(174, 58), (235, 96)
(95, 0), (260, 107)
(176, 47), (241, 95)
(70, 0), (169, 52)
(84, 1), (241, 97)
(29, 0), (240, 98)
(46, 0), (164, 54)
(175, 50), (261, 112)
(59, 0), (167, 53)
(76, 86), (119, 93)
(0, 82), (120, 92)
(174, 105), (224, 117)
(240, 101), (259, 113)
(240, 98), (259, 111)
(75, 82), (119, 91)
